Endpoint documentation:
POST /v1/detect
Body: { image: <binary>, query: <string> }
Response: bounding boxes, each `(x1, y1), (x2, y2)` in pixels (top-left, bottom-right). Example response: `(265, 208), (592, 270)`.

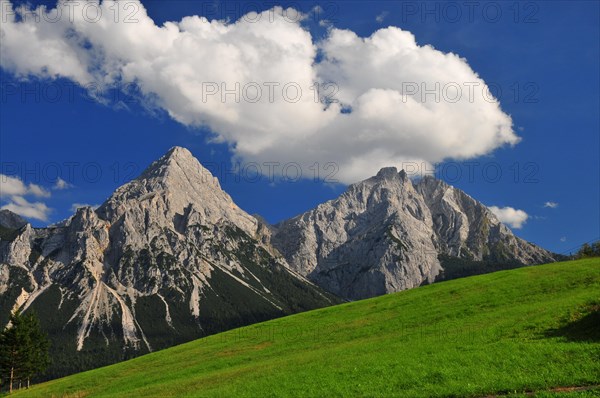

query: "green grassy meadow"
(8, 258), (600, 397)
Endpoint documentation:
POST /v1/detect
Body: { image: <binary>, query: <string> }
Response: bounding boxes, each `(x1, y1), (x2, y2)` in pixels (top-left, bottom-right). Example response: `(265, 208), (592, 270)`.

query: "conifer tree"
(22, 311), (50, 389)
(0, 310), (49, 393)
(0, 310), (29, 393)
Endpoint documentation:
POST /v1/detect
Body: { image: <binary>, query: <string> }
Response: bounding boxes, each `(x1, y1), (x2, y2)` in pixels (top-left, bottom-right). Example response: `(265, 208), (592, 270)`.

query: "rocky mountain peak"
(138, 146), (219, 189)
(374, 167), (408, 182)
(0, 209), (28, 229)
(166, 145), (193, 158)
(160, 146), (201, 170)
(96, 147), (257, 235)
(272, 169), (557, 299)
(376, 166), (398, 178)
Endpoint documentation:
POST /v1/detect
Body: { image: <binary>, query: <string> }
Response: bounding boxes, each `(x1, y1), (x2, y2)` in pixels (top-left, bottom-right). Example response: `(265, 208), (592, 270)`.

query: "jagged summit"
(376, 166), (398, 178)
(154, 146), (199, 168)
(167, 145), (193, 158)
(138, 146), (218, 188)
(97, 147), (257, 235)
(272, 167), (557, 299)
(374, 167), (408, 181)
(370, 166), (408, 184)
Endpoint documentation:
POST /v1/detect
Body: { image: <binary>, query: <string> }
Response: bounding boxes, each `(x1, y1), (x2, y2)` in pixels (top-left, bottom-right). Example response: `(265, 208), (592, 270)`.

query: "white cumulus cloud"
(489, 206), (529, 229)
(543, 201), (558, 208)
(0, 174), (52, 221)
(0, 174), (50, 198)
(1, 196), (51, 221)
(0, 0), (520, 183)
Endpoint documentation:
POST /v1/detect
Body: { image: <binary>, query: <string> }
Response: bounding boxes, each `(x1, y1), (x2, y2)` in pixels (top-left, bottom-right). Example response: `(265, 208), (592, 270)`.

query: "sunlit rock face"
(272, 169), (556, 300)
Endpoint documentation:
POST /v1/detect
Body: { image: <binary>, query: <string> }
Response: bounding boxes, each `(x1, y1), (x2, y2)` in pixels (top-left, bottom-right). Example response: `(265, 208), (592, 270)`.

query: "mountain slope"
(272, 168), (556, 299)
(0, 209), (27, 230)
(10, 258), (600, 398)
(0, 147), (339, 379)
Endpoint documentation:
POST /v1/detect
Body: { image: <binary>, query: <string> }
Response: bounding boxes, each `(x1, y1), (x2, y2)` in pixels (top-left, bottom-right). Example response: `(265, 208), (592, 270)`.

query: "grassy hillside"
(9, 258), (600, 397)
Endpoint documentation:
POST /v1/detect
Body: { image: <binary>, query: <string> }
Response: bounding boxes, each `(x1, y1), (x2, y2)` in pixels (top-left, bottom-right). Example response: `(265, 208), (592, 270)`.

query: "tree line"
(0, 310), (49, 394)
(575, 241), (600, 259)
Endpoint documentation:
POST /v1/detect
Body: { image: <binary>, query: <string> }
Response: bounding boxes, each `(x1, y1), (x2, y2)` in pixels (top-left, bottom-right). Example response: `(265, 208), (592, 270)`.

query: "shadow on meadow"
(545, 303), (600, 342)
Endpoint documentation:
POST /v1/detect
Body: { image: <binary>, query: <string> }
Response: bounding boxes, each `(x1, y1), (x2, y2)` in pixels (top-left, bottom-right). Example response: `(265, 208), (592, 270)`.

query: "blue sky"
(0, 0), (598, 254)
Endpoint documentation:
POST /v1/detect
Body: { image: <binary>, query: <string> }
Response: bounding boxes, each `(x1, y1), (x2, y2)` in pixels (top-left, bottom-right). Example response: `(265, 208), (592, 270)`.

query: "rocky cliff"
(271, 168), (556, 300)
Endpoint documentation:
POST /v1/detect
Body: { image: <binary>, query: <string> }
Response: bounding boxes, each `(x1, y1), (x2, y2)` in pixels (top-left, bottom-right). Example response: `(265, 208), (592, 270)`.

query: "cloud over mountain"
(0, 0), (519, 183)
(0, 174), (52, 221)
(489, 206), (529, 229)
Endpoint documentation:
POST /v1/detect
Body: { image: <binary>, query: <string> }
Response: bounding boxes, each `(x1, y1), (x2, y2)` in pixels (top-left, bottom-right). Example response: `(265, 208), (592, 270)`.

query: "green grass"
(9, 259), (600, 397)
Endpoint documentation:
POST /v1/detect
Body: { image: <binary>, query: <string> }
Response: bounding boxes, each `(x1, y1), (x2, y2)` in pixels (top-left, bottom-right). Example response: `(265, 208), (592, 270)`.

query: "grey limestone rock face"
(0, 209), (27, 229)
(415, 176), (554, 265)
(272, 170), (556, 300)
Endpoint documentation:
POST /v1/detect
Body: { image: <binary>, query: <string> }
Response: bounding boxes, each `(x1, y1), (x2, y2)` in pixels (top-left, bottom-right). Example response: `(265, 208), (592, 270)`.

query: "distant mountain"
(271, 167), (557, 300)
(0, 147), (339, 379)
(0, 209), (27, 229)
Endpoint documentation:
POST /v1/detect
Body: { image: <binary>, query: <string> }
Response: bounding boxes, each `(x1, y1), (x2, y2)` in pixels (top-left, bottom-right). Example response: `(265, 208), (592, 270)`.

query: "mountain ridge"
(1, 146), (557, 378)
(271, 167), (556, 299)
